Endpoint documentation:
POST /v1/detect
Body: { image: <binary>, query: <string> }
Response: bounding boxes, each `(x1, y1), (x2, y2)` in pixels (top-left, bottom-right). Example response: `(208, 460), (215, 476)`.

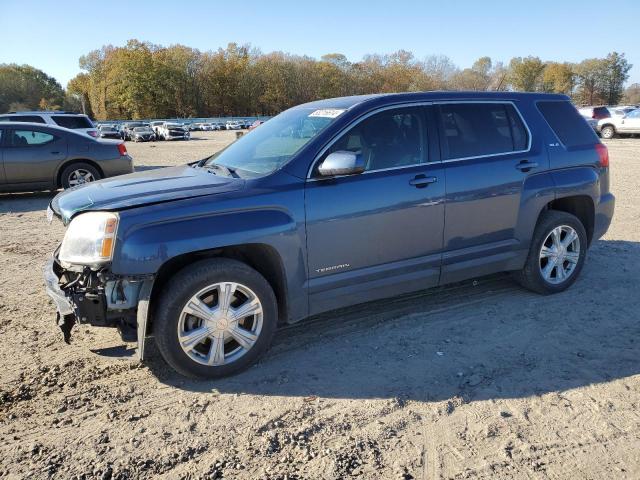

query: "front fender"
(110, 184), (309, 321)
(113, 207), (300, 275)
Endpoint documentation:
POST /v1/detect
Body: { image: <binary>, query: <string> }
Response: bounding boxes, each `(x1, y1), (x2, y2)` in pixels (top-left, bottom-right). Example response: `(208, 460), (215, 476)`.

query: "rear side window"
(52, 115), (93, 129)
(11, 130), (56, 146)
(537, 101), (598, 147)
(437, 103), (529, 160)
(0, 115), (46, 123)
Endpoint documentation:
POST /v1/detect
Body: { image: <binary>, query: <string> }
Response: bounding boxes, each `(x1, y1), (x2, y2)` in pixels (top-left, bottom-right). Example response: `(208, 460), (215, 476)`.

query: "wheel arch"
(149, 243), (289, 331)
(543, 195), (595, 246)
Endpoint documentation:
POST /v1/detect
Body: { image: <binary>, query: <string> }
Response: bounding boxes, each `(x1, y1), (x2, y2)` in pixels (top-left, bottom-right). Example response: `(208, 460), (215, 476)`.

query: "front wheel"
(154, 259), (278, 378)
(514, 210), (587, 295)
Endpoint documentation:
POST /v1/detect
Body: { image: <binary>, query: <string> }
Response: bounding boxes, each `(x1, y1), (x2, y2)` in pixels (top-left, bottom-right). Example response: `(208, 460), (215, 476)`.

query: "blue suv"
(44, 92), (615, 378)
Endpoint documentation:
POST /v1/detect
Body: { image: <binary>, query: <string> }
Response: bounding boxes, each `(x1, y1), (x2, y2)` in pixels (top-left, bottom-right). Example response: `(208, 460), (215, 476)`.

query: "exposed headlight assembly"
(59, 212), (119, 267)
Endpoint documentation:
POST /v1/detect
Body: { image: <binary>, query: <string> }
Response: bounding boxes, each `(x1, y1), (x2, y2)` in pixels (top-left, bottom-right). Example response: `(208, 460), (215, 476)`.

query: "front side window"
(322, 107), (426, 172)
(627, 109), (640, 119)
(438, 103), (529, 160)
(11, 130), (56, 146)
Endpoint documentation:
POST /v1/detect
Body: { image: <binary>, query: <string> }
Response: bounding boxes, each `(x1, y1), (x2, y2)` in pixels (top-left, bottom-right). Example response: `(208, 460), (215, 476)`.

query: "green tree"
(542, 62), (574, 94)
(0, 64), (65, 113)
(508, 56), (546, 92)
(601, 52), (632, 105)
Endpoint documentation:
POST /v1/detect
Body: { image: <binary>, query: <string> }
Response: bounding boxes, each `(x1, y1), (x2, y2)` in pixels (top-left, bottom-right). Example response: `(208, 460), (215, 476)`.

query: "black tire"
(154, 259), (278, 379)
(513, 210), (588, 295)
(60, 162), (102, 189)
(600, 125), (616, 139)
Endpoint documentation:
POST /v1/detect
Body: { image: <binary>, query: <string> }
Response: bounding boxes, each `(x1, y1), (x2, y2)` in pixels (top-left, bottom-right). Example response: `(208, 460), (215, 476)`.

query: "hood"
(51, 165), (244, 224)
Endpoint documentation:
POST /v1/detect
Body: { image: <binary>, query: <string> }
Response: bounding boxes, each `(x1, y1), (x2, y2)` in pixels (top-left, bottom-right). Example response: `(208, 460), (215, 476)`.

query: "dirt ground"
(0, 132), (638, 480)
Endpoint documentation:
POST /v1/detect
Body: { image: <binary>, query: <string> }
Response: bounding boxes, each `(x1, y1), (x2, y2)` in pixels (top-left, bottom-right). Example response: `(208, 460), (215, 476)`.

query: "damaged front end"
(44, 254), (154, 359)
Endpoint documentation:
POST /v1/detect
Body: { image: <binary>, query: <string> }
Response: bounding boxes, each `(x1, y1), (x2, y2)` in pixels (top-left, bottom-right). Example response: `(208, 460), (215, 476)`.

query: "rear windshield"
(537, 101), (598, 148)
(52, 115), (94, 129)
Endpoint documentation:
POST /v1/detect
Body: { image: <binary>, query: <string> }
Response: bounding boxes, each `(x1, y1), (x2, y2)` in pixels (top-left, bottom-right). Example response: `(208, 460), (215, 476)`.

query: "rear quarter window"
(52, 115), (94, 129)
(537, 101), (598, 148)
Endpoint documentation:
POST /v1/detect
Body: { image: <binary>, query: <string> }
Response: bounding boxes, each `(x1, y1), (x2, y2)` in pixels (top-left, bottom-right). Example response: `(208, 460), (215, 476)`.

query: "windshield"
(134, 127), (151, 132)
(204, 107), (343, 177)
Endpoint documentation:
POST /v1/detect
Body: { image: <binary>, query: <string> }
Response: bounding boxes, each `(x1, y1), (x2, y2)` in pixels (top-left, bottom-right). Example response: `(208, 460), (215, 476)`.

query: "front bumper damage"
(43, 255), (154, 360)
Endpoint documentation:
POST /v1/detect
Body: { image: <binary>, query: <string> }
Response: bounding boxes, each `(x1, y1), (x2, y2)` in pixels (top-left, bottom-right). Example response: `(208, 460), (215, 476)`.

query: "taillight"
(117, 143), (127, 156)
(595, 143), (609, 167)
(88, 130), (98, 137)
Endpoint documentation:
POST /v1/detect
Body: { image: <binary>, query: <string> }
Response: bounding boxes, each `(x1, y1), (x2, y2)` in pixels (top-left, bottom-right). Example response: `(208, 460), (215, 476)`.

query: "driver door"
(304, 105), (445, 315)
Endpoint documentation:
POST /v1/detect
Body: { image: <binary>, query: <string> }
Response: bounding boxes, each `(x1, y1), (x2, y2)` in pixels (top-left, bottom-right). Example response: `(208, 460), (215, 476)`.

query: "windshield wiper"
(206, 163), (240, 178)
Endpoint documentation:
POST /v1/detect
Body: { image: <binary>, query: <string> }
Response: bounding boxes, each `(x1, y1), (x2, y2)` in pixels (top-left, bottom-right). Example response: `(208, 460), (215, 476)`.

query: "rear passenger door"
(437, 101), (545, 283)
(3, 128), (66, 186)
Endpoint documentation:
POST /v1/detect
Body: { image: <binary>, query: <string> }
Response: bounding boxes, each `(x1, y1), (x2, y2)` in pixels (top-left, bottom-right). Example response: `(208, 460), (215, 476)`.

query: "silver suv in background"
(597, 108), (640, 139)
(0, 111), (98, 138)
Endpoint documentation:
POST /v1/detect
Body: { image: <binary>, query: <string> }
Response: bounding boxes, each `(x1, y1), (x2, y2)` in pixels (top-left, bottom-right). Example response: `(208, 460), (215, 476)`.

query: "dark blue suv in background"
(44, 92), (614, 378)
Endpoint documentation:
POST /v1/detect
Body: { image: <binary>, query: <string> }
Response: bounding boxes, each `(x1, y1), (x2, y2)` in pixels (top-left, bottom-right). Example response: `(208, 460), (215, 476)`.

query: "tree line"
(1, 40), (636, 120)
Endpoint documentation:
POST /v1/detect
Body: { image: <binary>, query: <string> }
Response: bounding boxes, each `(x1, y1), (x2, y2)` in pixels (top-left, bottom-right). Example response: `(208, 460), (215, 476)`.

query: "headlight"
(59, 212), (119, 266)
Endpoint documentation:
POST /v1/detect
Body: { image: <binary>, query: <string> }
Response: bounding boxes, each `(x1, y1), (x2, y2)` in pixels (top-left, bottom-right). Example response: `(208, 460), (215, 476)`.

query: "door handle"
(515, 160), (538, 172)
(51, 151), (60, 154)
(409, 175), (437, 188)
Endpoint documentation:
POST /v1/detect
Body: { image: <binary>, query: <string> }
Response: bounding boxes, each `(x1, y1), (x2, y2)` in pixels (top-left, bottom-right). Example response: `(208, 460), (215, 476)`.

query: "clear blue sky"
(1, 0), (638, 87)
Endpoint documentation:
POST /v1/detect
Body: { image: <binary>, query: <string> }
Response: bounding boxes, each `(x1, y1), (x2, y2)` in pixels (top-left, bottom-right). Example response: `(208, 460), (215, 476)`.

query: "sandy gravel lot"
(0, 132), (638, 479)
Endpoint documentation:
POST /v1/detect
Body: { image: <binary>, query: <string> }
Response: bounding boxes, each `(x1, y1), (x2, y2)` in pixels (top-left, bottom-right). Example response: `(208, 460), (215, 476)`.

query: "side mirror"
(318, 151), (365, 177)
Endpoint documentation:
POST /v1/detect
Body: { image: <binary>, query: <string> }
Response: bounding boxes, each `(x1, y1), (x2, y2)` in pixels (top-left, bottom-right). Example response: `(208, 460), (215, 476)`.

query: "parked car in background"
(121, 122), (148, 141)
(158, 122), (190, 140)
(0, 122), (132, 192)
(98, 126), (122, 139)
(225, 120), (242, 130)
(0, 111), (98, 138)
(577, 106), (611, 121)
(150, 121), (164, 138)
(188, 123), (203, 131)
(215, 122), (226, 130)
(131, 126), (156, 142)
(597, 108), (640, 138)
(44, 92), (614, 378)
(248, 120), (265, 130)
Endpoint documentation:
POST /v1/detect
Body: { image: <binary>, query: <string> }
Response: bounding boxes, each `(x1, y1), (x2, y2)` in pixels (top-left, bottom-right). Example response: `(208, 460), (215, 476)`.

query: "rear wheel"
(154, 259), (278, 378)
(514, 210), (587, 294)
(600, 125), (616, 139)
(60, 162), (101, 189)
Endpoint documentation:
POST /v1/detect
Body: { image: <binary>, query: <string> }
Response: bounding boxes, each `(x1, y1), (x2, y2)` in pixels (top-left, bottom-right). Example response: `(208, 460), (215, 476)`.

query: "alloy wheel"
(177, 282), (263, 366)
(539, 225), (580, 284)
(68, 169), (96, 187)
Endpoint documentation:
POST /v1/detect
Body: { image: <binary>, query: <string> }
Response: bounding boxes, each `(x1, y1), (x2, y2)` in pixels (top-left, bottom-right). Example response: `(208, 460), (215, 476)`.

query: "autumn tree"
(508, 56), (546, 92)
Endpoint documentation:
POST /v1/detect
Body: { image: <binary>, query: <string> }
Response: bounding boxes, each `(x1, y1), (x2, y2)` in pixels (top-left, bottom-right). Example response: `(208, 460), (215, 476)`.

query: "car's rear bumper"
(593, 192), (615, 241)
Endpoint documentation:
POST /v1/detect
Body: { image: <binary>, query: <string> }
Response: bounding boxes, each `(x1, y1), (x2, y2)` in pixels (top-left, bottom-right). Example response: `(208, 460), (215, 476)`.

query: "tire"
(600, 125), (616, 139)
(154, 259), (278, 378)
(60, 162), (102, 189)
(514, 210), (588, 295)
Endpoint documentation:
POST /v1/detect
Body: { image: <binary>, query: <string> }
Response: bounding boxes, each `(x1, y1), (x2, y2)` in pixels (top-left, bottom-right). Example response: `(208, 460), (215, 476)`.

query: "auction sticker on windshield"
(308, 109), (345, 118)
